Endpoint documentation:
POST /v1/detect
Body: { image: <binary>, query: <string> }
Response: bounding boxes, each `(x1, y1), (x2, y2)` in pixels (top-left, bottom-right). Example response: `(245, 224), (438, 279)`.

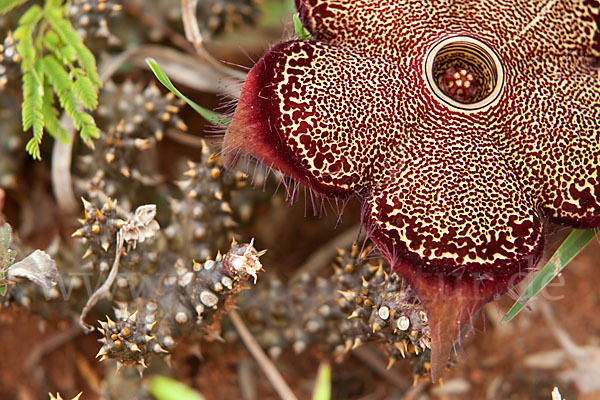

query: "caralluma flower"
(223, 0), (600, 379)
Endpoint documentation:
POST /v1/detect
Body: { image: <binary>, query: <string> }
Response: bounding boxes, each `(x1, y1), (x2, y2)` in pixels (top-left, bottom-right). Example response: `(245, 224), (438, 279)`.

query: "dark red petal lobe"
(224, 40), (422, 197)
(295, 0), (600, 58)
(476, 0), (599, 57)
(295, 0), (491, 57)
(363, 133), (543, 379)
(502, 60), (600, 228)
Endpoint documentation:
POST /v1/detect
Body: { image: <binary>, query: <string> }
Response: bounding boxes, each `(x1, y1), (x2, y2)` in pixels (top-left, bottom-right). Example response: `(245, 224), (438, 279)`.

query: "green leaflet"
(293, 13), (312, 39)
(44, 6), (100, 86)
(11, 0), (100, 158)
(22, 60), (45, 159)
(73, 73), (98, 109)
(146, 58), (230, 126)
(149, 376), (206, 400)
(42, 82), (70, 143)
(503, 229), (597, 321)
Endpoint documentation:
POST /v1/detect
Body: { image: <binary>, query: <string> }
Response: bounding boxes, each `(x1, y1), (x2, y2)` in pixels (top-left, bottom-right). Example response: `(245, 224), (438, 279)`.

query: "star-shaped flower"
(223, 0), (600, 379)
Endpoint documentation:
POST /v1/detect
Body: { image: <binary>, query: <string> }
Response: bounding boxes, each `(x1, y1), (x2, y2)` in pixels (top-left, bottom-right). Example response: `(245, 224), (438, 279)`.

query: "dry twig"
(229, 310), (298, 400)
(181, 0), (247, 80)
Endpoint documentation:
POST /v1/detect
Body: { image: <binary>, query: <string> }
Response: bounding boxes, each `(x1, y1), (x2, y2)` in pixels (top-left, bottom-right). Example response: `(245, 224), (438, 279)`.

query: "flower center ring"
(425, 36), (505, 111)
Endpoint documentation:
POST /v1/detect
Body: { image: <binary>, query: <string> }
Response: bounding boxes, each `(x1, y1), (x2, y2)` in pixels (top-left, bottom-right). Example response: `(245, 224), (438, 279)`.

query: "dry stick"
(290, 223), (363, 283)
(229, 310), (299, 400)
(180, 0), (247, 80)
(79, 230), (124, 332)
(51, 115), (79, 214)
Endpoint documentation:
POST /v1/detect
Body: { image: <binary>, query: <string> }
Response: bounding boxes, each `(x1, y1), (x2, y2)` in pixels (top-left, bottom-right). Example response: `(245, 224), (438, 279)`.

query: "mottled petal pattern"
(224, 0), (600, 380)
(504, 61), (600, 227)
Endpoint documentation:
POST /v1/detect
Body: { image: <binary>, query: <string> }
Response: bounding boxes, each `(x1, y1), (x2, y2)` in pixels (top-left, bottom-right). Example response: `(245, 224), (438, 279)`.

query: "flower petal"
(224, 40), (411, 197)
(363, 135), (544, 379)
(492, 0), (600, 58)
(295, 0), (474, 56)
(504, 61), (600, 227)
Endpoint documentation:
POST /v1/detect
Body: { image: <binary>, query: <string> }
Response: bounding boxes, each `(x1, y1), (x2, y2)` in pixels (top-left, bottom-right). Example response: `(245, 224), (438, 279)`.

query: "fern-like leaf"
(13, 5), (42, 70)
(22, 71), (35, 130)
(12, 0), (101, 158)
(42, 55), (73, 108)
(45, 7), (100, 86)
(22, 61), (45, 159)
(42, 83), (69, 143)
(80, 115), (99, 145)
(73, 73), (98, 109)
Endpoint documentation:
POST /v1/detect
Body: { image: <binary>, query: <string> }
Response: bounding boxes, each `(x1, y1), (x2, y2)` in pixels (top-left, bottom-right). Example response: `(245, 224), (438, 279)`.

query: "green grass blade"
(503, 229), (596, 322)
(293, 13), (311, 39)
(149, 376), (206, 400)
(145, 58), (230, 127)
(312, 363), (331, 400)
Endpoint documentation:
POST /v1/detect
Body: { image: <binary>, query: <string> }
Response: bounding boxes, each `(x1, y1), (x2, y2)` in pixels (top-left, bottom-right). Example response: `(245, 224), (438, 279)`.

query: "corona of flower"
(223, 0), (600, 379)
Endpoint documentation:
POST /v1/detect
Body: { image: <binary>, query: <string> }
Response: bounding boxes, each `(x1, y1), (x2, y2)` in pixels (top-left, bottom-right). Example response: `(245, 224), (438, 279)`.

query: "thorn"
(352, 337), (362, 350)
(71, 228), (86, 238)
(338, 290), (355, 302)
(129, 311), (138, 322)
(221, 202), (232, 213)
(96, 346), (108, 358)
(153, 344), (168, 353)
(106, 315), (116, 328)
(130, 343), (141, 352)
(351, 242), (359, 257)
(120, 166), (131, 177)
(386, 358), (396, 370)
(372, 322), (381, 333)
(82, 248), (93, 259)
(344, 339), (353, 353)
